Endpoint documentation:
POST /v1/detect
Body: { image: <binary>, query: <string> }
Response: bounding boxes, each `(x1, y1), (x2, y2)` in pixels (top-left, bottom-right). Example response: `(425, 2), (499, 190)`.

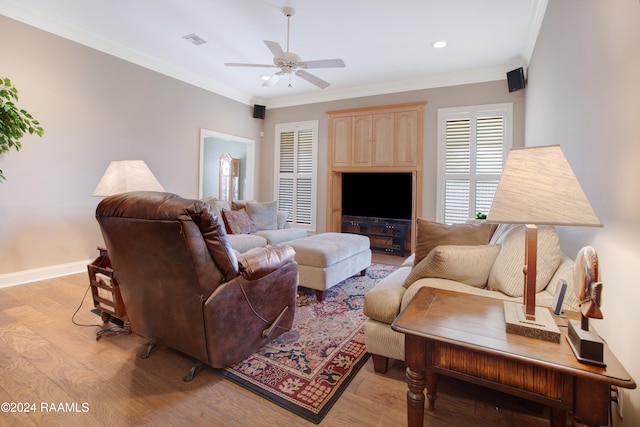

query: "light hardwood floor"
(0, 252), (558, 426)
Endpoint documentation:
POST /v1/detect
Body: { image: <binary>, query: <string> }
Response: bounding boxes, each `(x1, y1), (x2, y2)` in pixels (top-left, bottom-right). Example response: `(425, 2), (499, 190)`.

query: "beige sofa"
(203, 198), (307, 253)
(363, 220), (580, 374)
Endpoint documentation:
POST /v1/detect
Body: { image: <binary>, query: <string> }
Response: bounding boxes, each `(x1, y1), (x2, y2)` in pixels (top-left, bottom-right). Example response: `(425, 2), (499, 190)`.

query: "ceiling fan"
(224, 7), (345, 89)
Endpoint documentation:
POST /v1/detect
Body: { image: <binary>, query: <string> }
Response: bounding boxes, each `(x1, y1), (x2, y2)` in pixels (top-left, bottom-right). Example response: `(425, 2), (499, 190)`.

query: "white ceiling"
(1, 0), (547, 108)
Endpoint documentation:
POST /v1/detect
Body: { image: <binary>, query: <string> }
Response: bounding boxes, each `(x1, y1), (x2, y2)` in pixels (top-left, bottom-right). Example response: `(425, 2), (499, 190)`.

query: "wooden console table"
(391, 288), (635, 427)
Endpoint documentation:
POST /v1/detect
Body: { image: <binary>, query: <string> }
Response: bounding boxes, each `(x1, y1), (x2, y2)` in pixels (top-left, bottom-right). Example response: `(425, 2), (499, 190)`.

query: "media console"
(341, 217), (410, 256)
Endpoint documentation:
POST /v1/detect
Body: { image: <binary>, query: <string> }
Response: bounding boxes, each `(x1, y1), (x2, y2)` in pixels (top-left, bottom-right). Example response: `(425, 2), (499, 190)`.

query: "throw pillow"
(277, 210), (290, 229)
(413, 219), (497, 267)
(545, 256), (579, 311)
(487, 225), (562, 297)
(221, 208), (255, 235)
(246, 200), (278, 230)
(404, 244), (501, 288)
(489, 223), (521, 245)
(202, 197), (226, 233)
(232, 200), (249, 211)
(215, 199), (232, 213)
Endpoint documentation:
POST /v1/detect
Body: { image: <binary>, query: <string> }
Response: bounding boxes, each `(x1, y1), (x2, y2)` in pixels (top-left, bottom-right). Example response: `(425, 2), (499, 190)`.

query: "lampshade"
(93, 160), (165, 197)
(487, 145), (602, 227)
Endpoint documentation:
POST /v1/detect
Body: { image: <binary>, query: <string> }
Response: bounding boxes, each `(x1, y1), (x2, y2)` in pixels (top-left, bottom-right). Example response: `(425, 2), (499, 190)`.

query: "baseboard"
(0, 260), (91, 288)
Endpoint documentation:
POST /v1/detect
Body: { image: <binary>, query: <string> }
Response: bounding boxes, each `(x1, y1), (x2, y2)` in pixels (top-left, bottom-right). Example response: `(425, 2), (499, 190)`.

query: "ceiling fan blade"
(300, 59), (345, 69)
(264, 40), (287, 61)
(295, 70), (330, 89)
(262, 72), (284, 87)
(224, 62), (276, 68)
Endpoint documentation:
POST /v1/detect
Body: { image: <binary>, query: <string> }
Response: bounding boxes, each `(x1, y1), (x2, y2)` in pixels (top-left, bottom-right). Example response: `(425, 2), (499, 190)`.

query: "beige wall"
(262, 83), (526, 231)
(526, 0), (640, 423)
(0, 16), (262, 275)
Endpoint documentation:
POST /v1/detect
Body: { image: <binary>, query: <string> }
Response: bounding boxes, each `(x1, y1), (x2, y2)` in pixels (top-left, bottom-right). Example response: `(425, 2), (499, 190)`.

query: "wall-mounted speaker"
(507, 67), (526, 92)
(253, 104), (266, 119)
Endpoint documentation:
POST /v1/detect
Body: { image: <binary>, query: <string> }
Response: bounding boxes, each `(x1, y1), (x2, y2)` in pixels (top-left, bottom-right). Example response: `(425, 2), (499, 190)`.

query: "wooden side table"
(391, 287), (636, 427)
(87, 247), (130, 334)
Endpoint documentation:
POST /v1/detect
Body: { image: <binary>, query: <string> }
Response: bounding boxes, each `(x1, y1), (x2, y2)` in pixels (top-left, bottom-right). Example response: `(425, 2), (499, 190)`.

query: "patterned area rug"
(221, 263), (397, 424)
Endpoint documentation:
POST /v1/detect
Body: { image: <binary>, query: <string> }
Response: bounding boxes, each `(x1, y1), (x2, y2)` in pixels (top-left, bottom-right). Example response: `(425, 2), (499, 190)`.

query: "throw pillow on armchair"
(412, 218), (497, 267)
(487, 225), (562, 296)
(404, 244), (501, 288)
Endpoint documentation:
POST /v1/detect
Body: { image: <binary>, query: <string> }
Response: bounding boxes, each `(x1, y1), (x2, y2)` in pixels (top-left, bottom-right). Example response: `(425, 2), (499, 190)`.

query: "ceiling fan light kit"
(224, 7), (345, 89)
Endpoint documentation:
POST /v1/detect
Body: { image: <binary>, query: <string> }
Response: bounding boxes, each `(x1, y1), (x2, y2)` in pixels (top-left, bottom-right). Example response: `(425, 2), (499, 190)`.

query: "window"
(275, 121), (318, 231)
(437, 103), (513, 224)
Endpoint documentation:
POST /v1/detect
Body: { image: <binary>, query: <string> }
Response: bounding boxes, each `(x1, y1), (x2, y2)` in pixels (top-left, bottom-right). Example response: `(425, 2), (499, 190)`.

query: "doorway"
(198, 129), (255, 200)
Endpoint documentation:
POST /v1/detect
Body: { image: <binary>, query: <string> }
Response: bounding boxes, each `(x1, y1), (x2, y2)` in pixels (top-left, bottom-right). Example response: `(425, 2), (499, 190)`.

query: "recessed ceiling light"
(261, 75), (271, 81)
(432, 40), (447, 49)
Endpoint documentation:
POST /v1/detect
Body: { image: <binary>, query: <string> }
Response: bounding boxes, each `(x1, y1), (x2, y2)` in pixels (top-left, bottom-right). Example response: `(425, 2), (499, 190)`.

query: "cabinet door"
(372, 113), (395, 166)
(351, 115), (372, 166)
(394, 110), (419, 166)
(330, 116), (352, 167)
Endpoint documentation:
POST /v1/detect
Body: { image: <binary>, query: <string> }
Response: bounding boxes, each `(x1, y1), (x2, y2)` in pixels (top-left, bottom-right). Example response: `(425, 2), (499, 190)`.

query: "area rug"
(220, 262), (397, 424)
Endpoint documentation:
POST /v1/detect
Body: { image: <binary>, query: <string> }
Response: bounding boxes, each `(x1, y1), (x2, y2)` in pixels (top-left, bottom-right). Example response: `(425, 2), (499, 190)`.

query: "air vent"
(182, 34), (207, 46)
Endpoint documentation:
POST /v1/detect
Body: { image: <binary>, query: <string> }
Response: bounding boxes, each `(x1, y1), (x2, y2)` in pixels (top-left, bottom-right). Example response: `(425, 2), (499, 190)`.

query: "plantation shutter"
(444, 119), (471, 224)
(275, 121), (318, 231)
(438, 104), (512, 224)
(475, 116), (504, 218)
(278, 131), (295, 218)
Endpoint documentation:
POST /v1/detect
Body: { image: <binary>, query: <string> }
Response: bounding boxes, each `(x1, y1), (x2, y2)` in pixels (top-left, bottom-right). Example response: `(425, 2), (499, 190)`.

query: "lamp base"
(503, 301), (561, 343)
(567, 320), (606, 367)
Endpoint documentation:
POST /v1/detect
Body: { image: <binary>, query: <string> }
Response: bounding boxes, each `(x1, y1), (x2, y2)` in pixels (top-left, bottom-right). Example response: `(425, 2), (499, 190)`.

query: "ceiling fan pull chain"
(286, 13), (291, 53)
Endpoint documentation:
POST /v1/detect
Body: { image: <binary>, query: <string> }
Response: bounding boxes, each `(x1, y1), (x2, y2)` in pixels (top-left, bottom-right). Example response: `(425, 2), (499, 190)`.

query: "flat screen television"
(341, 172), (412, 221)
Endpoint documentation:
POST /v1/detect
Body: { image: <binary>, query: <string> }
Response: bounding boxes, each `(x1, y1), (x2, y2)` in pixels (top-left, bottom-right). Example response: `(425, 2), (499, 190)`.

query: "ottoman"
(287, 232), (372, 302)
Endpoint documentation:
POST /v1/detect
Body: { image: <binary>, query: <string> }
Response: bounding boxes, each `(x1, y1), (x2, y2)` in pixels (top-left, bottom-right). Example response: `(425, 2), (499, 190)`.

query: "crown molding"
(521, 0), (549, 67)
(261, 60), (526, 109)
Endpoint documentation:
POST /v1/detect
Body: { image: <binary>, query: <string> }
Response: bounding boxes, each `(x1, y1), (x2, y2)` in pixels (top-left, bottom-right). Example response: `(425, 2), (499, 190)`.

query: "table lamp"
(487, 145), (602, 343)
(93, 160), (165, 196)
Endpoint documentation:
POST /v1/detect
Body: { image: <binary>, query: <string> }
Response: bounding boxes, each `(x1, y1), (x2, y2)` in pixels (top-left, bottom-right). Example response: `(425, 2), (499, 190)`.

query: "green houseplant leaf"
(0, 77), (45, 182)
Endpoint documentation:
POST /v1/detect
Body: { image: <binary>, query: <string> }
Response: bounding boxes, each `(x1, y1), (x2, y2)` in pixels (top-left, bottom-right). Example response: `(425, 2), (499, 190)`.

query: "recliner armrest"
(237, 245), (296, 281)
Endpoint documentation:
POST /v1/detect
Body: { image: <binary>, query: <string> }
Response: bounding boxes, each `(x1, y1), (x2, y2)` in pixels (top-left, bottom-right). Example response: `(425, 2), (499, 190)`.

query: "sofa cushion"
(222, 208), (255, 234)
(487, 225), (562, 297)
(226, 233), (268, 254)
(413, 219), (496, 267)
(404, 244), (501, 288)
(254, 228), (307, 245)
(246, 200), (278, 230)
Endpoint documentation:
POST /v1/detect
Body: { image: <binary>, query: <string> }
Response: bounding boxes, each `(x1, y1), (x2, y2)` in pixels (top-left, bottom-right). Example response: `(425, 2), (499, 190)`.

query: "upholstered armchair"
(95, 191), (298, 381)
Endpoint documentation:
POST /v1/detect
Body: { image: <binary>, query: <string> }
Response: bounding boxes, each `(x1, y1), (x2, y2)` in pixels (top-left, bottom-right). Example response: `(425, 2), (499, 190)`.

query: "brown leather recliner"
(95, 191), (298, 381)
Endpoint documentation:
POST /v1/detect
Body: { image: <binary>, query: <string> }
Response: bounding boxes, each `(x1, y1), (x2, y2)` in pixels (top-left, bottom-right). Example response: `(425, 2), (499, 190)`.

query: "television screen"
(341, 172), (412, 220)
